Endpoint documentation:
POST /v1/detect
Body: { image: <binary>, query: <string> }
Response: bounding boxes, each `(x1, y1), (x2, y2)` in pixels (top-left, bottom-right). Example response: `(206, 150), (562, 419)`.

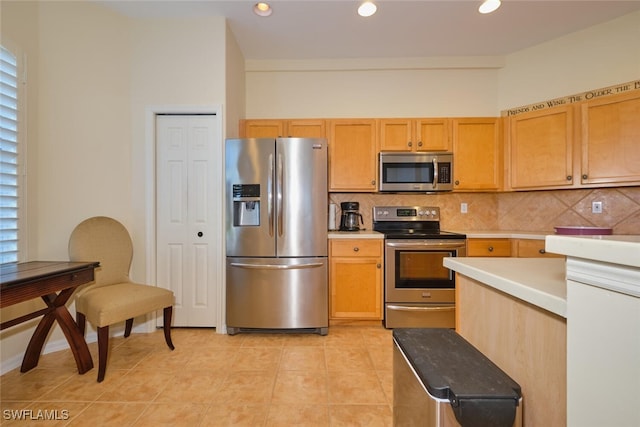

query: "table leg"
(21, 288), (93, 374)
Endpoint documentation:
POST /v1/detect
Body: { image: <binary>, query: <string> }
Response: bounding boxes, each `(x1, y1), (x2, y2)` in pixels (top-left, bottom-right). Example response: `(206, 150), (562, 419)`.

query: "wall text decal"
(502, 79), (640, 117)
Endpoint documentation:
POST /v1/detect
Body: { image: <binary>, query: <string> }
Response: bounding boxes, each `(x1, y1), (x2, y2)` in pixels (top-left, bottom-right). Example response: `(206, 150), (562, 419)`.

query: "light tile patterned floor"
(0, 325), (393, 426)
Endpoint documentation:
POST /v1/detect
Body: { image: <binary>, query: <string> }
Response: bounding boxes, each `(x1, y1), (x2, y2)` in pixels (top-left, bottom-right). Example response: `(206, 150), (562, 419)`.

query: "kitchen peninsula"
(445, 235), (640, 427)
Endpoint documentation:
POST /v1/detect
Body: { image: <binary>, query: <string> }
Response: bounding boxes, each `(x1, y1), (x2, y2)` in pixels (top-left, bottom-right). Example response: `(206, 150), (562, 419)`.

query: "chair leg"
(163, 306), (175, 350)
(76, 312), (86, 336)
(97, 326), (109, 382)
(124, 318), (134, 338)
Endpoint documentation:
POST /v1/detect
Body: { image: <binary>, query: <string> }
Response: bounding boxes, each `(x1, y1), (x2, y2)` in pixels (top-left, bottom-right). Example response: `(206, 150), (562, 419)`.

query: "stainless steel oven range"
(373, 206), (466, 329)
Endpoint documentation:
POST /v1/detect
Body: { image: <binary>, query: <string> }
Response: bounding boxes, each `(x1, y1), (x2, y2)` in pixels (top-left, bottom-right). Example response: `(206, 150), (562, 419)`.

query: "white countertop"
(328, 230), (384, 239)
(444, 257), (567, 318)
(545, 234), (640, 268)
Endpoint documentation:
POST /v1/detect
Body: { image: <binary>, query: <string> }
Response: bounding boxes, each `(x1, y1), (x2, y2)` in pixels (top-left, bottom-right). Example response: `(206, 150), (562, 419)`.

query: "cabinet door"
(241, 119), (284, 138)
(509, 105), (575, 189)
(330, 257), (382, 319)
(415, 119), (451, 152)
(328, 119), (378, 191)
(329, 240), (383, 320)
(466, 238), (512, 257)
(452, 118), (502, 191)
(379, 119), (413, 151)
(287, 119), (326, 138)
(581, 91), (640, 186)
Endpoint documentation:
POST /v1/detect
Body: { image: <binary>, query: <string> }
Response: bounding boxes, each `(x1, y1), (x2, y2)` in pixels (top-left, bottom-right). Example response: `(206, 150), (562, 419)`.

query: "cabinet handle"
(582, 174), (588, 180)
(488, 246), (494, 252)
(353, 247), (359, 252)
(418, 141), (423, 147)
(376, 263), (381, 268)
(371, 180), (376, 185)
(408, 141), (412, 147)
(566, 175), (572, 181)
(455, 180), (460, 185)
(539, 249), (546, 254)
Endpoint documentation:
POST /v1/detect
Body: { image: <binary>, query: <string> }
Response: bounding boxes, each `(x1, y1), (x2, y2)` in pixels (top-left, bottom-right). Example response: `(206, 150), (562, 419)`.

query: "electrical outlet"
(461, 203), (468, 214)
(592, 201), (603, 214)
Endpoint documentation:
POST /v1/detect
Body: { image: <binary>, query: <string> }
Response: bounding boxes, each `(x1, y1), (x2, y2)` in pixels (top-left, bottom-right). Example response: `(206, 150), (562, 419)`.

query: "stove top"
(372, 205), (466, 240)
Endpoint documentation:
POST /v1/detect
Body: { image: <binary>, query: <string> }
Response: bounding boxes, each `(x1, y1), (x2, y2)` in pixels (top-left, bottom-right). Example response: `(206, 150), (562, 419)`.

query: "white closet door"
(156, 114), (219, 326)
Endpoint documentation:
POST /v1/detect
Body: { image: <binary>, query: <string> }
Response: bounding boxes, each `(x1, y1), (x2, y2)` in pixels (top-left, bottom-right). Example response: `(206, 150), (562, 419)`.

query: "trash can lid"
(393, 328), (522, 427)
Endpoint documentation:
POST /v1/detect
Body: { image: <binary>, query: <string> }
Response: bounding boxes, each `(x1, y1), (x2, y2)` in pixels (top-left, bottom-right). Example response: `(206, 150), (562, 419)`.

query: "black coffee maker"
(339, 202), (364, 231)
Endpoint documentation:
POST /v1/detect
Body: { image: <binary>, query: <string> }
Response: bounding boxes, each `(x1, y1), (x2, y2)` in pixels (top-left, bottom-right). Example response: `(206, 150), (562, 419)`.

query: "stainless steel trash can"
(393, 328), (522, 427)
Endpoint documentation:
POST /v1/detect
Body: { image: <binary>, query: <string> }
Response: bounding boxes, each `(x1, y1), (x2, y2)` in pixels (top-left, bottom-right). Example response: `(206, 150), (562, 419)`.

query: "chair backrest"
(68, 216), (133, 287)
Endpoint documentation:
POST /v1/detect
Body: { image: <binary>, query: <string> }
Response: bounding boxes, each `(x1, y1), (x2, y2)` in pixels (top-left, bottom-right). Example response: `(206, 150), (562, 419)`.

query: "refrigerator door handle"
(277, 152), (284, 237)
(229, 262), (324, 270)
(268, 153), (274, 237)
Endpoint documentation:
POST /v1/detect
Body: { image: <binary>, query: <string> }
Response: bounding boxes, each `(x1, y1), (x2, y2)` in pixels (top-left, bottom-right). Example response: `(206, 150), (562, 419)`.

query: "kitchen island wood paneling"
(445, 258), (567, 427)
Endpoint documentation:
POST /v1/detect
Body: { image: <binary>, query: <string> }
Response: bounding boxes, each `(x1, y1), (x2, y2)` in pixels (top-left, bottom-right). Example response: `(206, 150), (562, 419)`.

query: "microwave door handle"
(268, 153), (274, 237)
(432, 157), (438, 189)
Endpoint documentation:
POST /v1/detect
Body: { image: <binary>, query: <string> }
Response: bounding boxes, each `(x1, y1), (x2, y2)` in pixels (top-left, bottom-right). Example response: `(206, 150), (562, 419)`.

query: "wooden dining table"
(1, 261), (99, 374)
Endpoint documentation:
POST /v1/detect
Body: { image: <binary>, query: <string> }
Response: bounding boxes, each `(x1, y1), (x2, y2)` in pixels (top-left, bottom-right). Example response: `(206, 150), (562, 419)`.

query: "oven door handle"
(386, 242), (464, 249)
(387, 305), (455, 312)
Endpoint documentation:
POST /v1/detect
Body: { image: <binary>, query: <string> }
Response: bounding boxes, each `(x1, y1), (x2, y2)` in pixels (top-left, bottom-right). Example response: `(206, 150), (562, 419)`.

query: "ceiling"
(95, 0), (640, 60)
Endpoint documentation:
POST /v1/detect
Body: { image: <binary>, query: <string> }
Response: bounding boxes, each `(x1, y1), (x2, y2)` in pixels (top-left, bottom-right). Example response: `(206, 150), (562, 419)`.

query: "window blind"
(0, 46), (19, 264)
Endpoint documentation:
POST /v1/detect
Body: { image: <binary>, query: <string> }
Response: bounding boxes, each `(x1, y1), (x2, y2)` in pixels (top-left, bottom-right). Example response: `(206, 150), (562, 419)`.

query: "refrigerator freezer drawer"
(226, 257), (328, 332)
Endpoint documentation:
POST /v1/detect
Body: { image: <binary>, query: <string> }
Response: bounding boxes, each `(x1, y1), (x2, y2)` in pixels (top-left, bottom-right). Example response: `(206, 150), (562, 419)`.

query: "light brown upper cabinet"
(452, 118), (503, 191)
(508, 104), (576, 190)
(328, 119), (378, 192)
(240, 119), (284, 138)
(240, 119), (326, 138)
(580, 90), (640, 187)
(379, 118), (452, 152)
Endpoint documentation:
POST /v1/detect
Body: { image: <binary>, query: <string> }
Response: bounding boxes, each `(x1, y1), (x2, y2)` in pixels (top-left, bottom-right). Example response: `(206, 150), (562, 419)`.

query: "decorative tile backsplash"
(330, 187), (640, 234)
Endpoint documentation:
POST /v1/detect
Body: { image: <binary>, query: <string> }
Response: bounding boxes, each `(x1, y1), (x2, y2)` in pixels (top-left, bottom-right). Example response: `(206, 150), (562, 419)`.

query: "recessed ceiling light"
(254, 2), (273, 17)
(358, 1), (377, 17)
(479, 0), (501, 14)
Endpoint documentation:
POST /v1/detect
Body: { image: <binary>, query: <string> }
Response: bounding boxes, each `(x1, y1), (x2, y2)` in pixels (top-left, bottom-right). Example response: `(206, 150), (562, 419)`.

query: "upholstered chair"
(68, 216), (175, 382)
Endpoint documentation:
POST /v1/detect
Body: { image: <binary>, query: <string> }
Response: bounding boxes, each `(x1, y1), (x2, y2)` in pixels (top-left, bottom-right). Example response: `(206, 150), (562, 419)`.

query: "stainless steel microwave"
(379, 152), (453, 192)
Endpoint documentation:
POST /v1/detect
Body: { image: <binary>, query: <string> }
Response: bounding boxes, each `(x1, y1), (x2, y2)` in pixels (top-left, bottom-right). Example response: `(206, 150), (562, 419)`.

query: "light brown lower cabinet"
(329, 239), (383, 320)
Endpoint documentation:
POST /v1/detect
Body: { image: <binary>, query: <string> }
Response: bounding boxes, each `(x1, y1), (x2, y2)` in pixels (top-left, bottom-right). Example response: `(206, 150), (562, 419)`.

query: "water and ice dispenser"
(232, 184), (260, 227)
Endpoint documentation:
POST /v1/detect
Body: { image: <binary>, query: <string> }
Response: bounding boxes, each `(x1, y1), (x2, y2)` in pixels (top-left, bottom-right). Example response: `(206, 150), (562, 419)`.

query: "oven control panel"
(373, 206), (440, 221)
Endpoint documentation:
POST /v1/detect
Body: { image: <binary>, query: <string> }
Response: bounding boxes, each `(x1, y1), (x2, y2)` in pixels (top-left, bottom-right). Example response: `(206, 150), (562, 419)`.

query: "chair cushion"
(76, 282), (174, 327)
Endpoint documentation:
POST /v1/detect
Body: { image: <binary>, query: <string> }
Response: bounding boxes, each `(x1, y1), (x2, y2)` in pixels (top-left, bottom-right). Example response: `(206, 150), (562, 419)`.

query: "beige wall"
(498, 10), (640, 110)
(225, 22), (246, 139)
(246, 65), (500, 118)
(36, 1), (132, 258)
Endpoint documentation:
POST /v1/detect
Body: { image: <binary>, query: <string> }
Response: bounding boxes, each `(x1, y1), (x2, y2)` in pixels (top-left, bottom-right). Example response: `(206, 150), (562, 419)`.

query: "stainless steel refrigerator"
(225, 138), (328, 335)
